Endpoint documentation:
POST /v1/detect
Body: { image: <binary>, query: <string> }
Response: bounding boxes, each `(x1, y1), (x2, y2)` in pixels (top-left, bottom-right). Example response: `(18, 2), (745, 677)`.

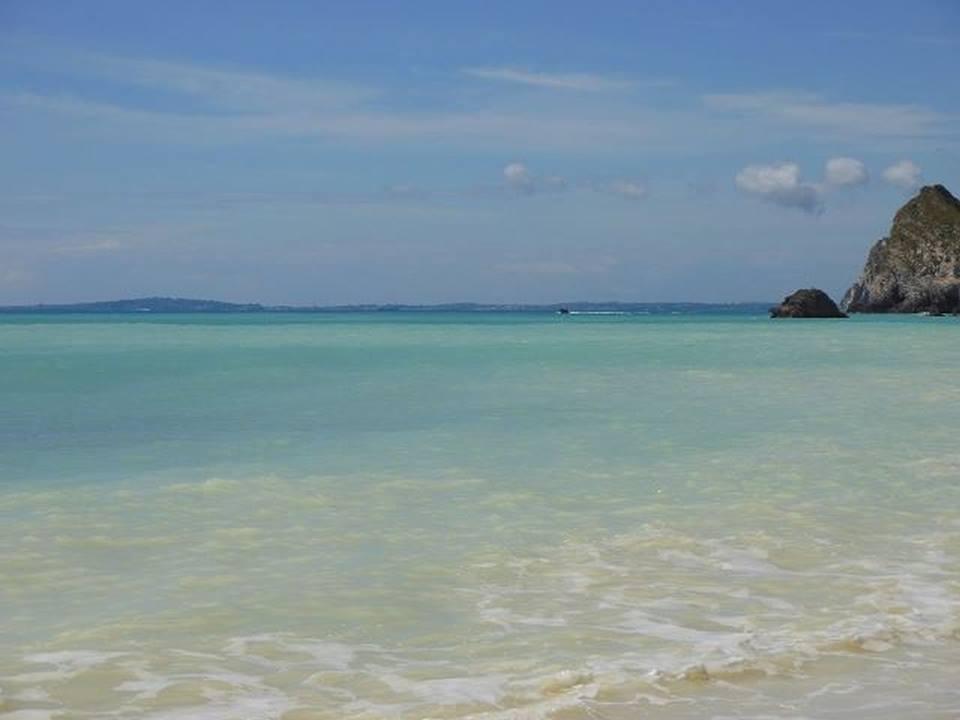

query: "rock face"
(841, 185), (960, 314)
(770, 289), (847, 318)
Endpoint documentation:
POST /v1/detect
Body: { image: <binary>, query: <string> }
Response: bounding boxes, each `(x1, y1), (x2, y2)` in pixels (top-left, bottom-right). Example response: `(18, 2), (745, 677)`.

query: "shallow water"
(1, 313), (958, 718)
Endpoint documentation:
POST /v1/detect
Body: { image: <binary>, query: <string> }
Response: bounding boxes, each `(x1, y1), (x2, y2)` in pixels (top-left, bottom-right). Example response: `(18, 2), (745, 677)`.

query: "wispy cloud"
(463, 67), (635, 92)
(86, 54), (370, 112)
(1, 44), (370, 112)
(2, 88), (672, 149)
(51, 236), (124, 256)
(3, 45), (953, 156)
(704, 91), (948, 139)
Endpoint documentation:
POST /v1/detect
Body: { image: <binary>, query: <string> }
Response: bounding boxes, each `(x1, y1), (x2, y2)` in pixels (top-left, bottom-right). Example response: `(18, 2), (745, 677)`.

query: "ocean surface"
(1, 312), (958, 719)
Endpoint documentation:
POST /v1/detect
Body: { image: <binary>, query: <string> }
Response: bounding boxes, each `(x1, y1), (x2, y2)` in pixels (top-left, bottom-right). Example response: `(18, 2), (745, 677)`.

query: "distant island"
(0, 297), (268, 314)
(0, 297), (772, 315)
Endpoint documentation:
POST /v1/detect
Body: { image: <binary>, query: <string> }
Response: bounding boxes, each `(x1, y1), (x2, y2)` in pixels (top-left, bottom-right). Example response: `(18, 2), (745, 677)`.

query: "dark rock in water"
(841, 185), (960, 314)
(770, 289), (847, 318)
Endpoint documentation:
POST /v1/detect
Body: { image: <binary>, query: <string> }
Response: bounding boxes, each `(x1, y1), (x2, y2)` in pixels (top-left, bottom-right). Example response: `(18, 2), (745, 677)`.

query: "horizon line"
(0, 295), (778, 312)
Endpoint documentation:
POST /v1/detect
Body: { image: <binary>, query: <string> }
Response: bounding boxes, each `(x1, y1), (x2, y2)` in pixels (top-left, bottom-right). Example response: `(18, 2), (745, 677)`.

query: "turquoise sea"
(1, 312), (958, 719)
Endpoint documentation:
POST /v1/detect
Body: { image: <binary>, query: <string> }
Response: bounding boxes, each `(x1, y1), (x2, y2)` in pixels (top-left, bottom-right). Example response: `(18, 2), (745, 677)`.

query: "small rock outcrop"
(770, 289), (847, 318)
(841, 185), (960, 314)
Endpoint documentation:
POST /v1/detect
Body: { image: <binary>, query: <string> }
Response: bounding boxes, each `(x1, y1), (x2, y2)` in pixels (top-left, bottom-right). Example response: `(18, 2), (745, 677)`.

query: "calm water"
(1, 312), (958, 719)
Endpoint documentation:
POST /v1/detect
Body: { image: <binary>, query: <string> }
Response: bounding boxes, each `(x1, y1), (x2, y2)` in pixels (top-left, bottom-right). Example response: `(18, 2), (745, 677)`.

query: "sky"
(1, 0), (958, 305)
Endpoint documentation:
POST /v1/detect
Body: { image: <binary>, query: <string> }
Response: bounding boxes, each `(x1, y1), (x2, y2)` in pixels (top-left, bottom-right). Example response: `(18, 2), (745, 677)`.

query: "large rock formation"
(841, 185), (960, 314)
(770, 288), (847, 318)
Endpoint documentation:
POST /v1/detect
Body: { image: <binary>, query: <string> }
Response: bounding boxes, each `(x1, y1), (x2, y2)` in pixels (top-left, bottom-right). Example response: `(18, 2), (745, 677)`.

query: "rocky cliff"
(841, 185), (960, 313)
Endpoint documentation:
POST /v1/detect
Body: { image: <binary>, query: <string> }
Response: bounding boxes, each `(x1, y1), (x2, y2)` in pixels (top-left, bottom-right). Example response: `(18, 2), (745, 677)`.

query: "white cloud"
(882, 160), (922, 190)
(504, 163), (535, 194)
(606, 180), (648, 200)
(463, 67), (632, 92)
(824, 157), (868, 187)
(502, 163), (568, 195)
(735, 162), (822, 214)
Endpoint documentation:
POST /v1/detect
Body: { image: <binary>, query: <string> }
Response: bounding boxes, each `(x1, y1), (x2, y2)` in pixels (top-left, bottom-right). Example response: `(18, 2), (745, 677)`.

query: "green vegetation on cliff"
(842, 185), (960, 313)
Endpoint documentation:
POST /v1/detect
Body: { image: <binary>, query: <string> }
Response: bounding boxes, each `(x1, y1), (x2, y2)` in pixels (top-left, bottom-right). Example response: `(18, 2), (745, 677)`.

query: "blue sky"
(1, 0), (958, 304)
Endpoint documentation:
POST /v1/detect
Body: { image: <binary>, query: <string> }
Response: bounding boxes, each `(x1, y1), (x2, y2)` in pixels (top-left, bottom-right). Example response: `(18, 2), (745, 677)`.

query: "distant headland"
(0, 298), (772, 315)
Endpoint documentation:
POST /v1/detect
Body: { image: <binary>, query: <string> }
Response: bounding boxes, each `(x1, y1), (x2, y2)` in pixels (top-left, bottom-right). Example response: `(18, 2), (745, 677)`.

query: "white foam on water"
(21, 650), (127, 669)
(223, 632), (371, 671)
(704, 541), (784, 576)
(478, 605), (568, 629)
(619, 610), (750, 649)
(8, 650), (128, 684)
(567, 311), (628, 315)
(138, 693), (296, 720)
(7, 688), (51, 703)
(278, 639), (358, 670)
(379, 672), (509, 705)
(537, 669), (595, 695)
(462, 681), (601, 720)
(114, 674), (174, 700)
(1, 711), (61, 720)
(107, 662), (298, 720)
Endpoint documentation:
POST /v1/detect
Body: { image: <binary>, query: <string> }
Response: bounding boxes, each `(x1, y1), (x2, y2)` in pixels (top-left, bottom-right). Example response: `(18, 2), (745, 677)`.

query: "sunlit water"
(1, 312), (958, 719)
